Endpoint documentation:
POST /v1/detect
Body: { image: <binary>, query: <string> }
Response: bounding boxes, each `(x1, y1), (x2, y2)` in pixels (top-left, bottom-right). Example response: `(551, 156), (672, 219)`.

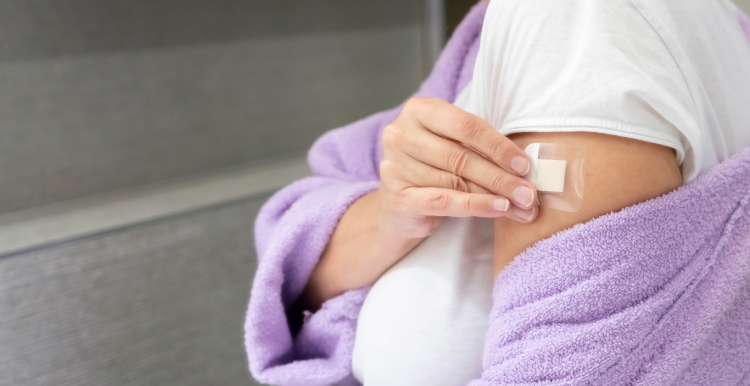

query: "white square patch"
(534, 159), (566, 192)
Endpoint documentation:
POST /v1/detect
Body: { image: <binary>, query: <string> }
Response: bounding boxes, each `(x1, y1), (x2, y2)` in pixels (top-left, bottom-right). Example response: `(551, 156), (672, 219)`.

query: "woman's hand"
(378, 97), (538, 240)
(300, 97), (537, 310)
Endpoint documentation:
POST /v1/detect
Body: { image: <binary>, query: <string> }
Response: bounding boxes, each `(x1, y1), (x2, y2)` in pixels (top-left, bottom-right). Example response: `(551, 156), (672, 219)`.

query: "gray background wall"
(0, 0), (425, 215)
(0, 195), (268, 386)
(0, 1), (432, 385)
(2, 2), (748, 386)
(738, 0), (750, 14)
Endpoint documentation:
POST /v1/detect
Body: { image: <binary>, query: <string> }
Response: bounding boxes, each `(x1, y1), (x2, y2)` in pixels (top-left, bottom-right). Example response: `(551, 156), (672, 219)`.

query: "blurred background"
(0, 1), (748, 385)
(0, 0), (474, 385)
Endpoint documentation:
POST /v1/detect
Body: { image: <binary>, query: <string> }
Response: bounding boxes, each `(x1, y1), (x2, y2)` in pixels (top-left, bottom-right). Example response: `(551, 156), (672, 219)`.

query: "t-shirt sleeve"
(466, 0), (699, 179)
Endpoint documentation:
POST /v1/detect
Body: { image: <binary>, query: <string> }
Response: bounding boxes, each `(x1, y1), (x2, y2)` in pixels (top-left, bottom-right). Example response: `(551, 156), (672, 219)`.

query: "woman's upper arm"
(493, 131), (682, 277)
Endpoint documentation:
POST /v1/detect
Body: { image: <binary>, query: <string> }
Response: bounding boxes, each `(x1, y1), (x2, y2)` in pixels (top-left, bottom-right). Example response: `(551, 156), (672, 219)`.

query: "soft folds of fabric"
(355, 0), (750, 384)
(245, 2), (750, 385)
(468, 0), (750, 182)
(244, 3), (488, 386)
(472, 145), (750, 385)
(350, 71), (492, 386)
(247, 180), (377, 386)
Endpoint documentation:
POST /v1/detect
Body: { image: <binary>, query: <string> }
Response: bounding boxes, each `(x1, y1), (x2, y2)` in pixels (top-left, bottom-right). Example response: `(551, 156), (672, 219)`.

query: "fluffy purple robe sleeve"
(469, 145), (750, 385)
(244, 3), (487, 386)
(468, 11), (750, 385)
(246, 3), (750, 385)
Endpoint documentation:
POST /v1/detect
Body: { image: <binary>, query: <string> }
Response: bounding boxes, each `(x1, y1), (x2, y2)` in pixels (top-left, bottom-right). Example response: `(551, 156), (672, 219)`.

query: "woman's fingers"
(381, 154), (492, 195)
(399, 187), (511, 218)
(502, 203), (538, 223)
(378, 97), (540, 225)
(405, 97), (532, 176)
(396, 184), (537, 223)
(398, 127), (537, 209)
(381, 156), (515, 219)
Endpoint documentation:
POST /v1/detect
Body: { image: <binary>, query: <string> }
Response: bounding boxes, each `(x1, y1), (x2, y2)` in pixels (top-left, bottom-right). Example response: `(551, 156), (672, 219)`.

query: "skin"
(493, 132), (682, 277)
(300, 96), (682, 311)
(300, 0), (683, 308)
(301, 97), (538, 309)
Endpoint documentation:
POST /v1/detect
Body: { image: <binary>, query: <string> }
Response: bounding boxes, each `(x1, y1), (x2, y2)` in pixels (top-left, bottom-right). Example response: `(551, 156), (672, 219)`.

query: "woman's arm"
(301, 97), (540, 310)
(300, 190), (423, 309)
(494, 132), (683, 277)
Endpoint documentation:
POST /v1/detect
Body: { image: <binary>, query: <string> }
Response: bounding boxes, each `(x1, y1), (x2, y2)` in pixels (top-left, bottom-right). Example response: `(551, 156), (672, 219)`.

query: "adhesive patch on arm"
(535, 159), (566, 192)
(524, 143), (587, 212)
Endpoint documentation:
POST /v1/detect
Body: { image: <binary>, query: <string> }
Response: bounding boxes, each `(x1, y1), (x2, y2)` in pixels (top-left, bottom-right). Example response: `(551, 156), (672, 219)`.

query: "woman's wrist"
(376, 193), (428, 244)
(300, 190), (423, 310)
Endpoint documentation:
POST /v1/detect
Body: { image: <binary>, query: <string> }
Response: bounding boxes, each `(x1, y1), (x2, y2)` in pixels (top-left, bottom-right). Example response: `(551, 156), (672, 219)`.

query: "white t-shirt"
(352, 0), (750, 385)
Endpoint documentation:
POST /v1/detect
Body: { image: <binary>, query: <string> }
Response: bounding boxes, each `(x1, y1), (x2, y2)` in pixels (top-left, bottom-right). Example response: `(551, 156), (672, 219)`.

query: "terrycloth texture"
(245, 3), (750, 385)
(244, 3), (488, 386)
(470, 144), (750, 385)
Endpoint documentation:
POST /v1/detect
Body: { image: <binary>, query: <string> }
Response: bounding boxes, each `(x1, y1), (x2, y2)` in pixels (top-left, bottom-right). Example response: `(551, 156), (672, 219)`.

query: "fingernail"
(513, 186), (535, 208)
(511, 156), (530, 176)
(493, 198), (509, 212)
(513, 206), (536, 221)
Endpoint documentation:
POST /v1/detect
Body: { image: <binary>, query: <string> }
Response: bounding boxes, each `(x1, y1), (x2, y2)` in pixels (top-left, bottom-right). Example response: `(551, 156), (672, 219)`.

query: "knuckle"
(463, 195), (481, 213)
(488, 173), (511, 193)
(381, 124), (402, 148)
(448, 174), (469, 192)
(445, 149), (471, 176)
(379, 159), (397, 179)
(487, 137), (510, 158)
(426, 192), (451, 212)
(453, 113), (480, 138)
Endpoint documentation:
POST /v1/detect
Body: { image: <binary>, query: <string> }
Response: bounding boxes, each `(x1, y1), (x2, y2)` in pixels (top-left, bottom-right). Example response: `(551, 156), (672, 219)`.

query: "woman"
(247, 1), (750, 385)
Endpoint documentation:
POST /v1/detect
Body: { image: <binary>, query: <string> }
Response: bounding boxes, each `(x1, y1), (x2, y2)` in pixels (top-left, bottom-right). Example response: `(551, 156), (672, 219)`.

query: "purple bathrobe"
(245, 3), (750, 385)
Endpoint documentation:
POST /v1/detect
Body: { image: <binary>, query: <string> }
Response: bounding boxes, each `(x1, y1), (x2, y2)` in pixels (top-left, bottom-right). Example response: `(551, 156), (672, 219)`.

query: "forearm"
(300, 96), (540, 310)
(300, 190), (423, 310)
